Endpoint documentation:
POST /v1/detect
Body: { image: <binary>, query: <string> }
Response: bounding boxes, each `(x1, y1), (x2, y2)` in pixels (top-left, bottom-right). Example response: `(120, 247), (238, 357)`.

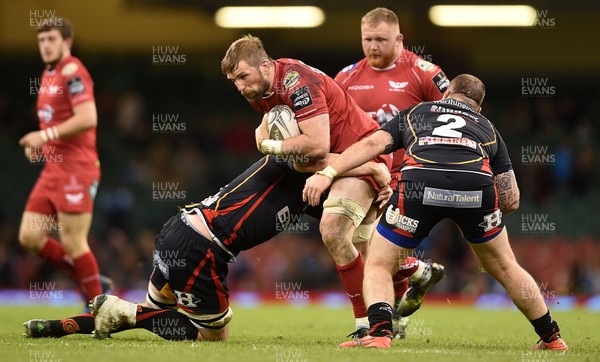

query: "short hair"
(362, 7), (400, 30)
(449, 74), (486, 106)
(221, 34), (270, 75)
(36, 17), (73, 40)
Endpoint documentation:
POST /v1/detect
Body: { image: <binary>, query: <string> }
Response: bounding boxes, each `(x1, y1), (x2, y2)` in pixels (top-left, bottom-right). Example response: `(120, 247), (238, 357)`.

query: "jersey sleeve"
(414, 58), (448, 101)
(286, 67), (328, 122)
(490, 127), (513, 175)
(62, 62), (95, 107)
(379, 111), (406, 152)
(333, 63), (354, 84)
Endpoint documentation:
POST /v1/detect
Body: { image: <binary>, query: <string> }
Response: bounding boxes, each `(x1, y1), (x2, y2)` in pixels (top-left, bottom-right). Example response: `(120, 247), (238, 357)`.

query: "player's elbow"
(307, 142), (329, 160)
(364, 138), (385, 157)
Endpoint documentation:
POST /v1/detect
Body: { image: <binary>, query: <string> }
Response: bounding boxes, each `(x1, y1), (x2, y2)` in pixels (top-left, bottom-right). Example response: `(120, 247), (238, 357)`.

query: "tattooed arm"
(494, 170), (520, 215)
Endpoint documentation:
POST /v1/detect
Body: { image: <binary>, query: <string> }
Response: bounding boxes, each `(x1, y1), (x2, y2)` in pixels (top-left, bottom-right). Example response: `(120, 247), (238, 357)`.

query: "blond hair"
(221, 34), (270, 74)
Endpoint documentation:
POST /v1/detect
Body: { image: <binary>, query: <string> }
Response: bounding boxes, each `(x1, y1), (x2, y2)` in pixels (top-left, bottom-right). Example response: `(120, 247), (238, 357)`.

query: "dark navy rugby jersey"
(380, 98), (512, 176)
(182, 156), (309, 256)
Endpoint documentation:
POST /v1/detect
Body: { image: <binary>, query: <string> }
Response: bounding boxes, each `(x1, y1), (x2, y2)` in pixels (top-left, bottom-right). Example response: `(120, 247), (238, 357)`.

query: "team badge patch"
(290, 85), (313, 111)
(283, 70), (301, 89)
(61, 62), (78, 76)
(417, 59), (435, 72)
(67, 77), (85, 96)
(432, 71), (449, 93)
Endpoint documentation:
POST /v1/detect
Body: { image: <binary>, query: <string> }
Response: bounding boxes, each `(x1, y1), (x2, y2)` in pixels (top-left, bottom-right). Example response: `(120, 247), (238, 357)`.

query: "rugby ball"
(267, 105), (301, 140)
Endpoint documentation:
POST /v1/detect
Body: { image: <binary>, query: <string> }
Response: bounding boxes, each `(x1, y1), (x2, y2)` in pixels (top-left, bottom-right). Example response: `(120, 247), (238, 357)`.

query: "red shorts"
(25, 171), (100, 215)
(358, 153), (393, 192)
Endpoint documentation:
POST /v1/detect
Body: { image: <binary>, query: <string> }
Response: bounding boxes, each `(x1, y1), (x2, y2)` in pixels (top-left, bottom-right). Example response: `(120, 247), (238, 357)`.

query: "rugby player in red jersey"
(335, 7), (450, 338)
(304, 74), (568, 351)
(221, 35), (395, 337)
(18, 18), (107, 307)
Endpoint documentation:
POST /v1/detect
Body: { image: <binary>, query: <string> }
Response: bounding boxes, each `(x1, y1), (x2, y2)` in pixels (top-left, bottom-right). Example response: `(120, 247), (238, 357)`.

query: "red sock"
(73, 252), (102, 301)
(37, 237), (76, 279)
(336, 253), (367, 318)
(396, 256), (420, 279)
(393, 273), (409, 300)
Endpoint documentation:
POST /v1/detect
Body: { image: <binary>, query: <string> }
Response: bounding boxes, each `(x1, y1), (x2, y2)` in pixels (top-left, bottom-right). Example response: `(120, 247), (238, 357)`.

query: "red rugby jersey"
(335, 49), (448, 175)
(36, 55), (98, 175)
(251, 58), (380, 154)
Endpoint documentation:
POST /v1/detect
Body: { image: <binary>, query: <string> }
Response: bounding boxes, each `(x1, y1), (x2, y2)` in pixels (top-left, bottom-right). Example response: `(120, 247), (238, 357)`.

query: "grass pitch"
(1, 304), (596, 362)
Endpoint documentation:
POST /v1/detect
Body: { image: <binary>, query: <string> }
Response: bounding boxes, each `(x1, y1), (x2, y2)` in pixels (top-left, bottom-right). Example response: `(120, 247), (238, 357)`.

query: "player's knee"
(319, 220), (344, 246)
(18, 227), (45, 250)
(322, 197), (366, 228)
(320, 197), (366, 246)
(59, 235), (90, 257)
(352, 223), (374, 244)
(190, 307), (233, 341)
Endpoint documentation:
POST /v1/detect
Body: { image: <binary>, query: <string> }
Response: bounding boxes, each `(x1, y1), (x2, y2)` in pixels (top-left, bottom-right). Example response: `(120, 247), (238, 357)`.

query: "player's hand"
(23, 145), (41, 162)
(372, 163), (391, 189)
(19, 131), (45, 148)
(302, 174), (333, 206)
(375, 185), (393, 209)
(255, 114), (269, 151)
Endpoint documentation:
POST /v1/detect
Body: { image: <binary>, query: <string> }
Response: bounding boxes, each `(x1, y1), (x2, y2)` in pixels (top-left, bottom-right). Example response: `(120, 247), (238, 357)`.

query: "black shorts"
(150, 214), (231, 317)
(377, 169), (504, 248)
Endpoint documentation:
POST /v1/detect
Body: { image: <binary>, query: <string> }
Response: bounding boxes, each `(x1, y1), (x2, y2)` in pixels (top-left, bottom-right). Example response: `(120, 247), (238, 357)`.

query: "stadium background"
(0, 0), (599, 309)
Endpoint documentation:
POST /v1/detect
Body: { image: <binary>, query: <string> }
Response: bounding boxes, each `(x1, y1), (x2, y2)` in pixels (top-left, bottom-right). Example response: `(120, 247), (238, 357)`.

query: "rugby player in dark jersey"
(303, 74), (568, 350)
(23, 154), (391, 341)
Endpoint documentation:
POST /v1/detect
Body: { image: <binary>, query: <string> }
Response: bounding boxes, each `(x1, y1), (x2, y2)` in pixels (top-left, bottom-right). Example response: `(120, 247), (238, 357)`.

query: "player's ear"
(477, 106), (482, 113)
(64, 37), (73, 49)
(397, 33), (404, 43)
(260, 59), (270, 75)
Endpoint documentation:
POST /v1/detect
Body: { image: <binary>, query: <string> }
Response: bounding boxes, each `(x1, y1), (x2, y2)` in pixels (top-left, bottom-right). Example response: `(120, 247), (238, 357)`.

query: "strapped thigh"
(322, 197), (366, 227)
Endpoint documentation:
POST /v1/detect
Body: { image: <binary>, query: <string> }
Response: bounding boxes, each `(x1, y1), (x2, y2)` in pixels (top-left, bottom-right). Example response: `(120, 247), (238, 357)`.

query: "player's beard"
(243, 77), (271, 103)
(367, 51), (395, 69)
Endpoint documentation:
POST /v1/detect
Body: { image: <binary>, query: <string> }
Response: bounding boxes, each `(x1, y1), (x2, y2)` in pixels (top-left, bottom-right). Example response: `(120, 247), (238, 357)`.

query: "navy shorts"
(150, 214), (231, 317)
(377, 169), (504, 248)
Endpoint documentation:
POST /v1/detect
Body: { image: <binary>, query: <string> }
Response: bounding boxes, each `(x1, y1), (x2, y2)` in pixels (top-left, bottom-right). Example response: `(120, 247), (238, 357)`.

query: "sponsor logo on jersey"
(373, 104), (401, 125)
(385, 204), (419, 233)
(417, 59), (435, 72)
(61, 62), (78, 76)
(347, 84), (374, 90)
(283, 70), (300, 89)
(423, 187), (482, 208)
(290, 85), (313, 110)
(432, 71), (450, 93)
(37, 104), (55, 123)
(389, 80), (409, 92)
(67, 77), (85, 96)
(418, 136), (478, 149)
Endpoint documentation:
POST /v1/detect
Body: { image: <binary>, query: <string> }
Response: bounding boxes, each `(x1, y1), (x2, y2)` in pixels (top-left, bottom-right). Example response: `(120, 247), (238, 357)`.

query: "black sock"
(135, 306), (199, 341)
(48, 313), (95, 337)
(367, 302), (393, 337)
(530, 310), (561, 342)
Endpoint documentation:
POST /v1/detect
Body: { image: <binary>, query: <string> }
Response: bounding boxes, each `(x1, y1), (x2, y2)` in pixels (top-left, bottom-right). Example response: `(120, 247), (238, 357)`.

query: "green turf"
(1, 304), (596, 361)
